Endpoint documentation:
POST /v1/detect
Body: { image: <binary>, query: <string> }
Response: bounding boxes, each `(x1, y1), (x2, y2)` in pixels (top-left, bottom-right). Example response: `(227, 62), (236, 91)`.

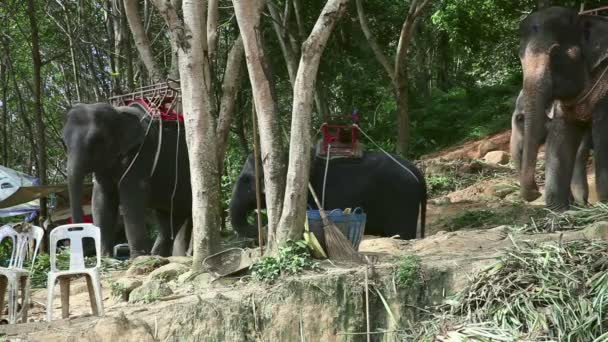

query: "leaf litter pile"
(409, 239), (608, 341)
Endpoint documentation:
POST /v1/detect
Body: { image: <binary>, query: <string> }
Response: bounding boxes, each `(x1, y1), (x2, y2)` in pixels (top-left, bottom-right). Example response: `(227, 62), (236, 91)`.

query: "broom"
(307, 182), (364, 264)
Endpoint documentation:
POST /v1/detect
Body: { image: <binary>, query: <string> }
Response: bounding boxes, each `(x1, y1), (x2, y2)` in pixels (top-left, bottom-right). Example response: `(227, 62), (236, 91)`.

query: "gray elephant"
(230, 150), (427, 240)
(63, 102), (192, 257)
(510, 89), (592, 205)
(517, 6), (608, 210)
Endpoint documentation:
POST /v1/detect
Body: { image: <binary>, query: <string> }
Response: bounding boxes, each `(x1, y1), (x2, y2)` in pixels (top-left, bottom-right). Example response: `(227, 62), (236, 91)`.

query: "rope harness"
(354, 124), (421, 184)
(561, 62), (608, 122)
(116, 103), (181, 240)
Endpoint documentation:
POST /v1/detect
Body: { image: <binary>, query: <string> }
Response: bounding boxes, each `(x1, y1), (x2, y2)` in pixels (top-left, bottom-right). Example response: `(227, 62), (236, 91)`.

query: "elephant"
(509, 89), (592, 205)
(62, 102), (193, 258)
(517, 6), (608, 210)
(229, 150), (427, 241)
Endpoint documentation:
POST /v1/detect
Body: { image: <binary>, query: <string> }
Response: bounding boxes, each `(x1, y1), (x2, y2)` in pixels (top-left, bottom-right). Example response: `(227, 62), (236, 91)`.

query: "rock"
(486, 183), (518, 198)
(148, 263), (189, 282)
(84, 311), (155, 342)
(477, 140), (498, 158)
(167, 256), (193, 266)
(129, 279), (173, 304)
(126, 255), (170, 276)
(483, 151), (510, 165)
(111, 277), (143, 301)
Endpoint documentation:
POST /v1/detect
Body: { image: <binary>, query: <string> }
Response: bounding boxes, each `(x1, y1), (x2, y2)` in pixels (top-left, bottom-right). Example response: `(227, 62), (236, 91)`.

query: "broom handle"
(308, 183), (323, 212)
(308, 183), (331, 222)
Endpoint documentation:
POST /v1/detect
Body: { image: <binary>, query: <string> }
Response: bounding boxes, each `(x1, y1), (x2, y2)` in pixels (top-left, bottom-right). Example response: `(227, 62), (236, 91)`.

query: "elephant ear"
(115, 105), (147, 156)
(580, 15), (608, 70)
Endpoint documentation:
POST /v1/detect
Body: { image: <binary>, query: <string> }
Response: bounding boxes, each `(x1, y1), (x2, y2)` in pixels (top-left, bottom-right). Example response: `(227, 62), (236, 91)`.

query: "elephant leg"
(119, 180), (151, 258)
(91, 176), (119, 256)
(570, 131), (591, 205)
(151, 211), (186, 257)
(593, 105), (608, 202)
(544, 117), (585, 211)
(172, 218), (192, 257)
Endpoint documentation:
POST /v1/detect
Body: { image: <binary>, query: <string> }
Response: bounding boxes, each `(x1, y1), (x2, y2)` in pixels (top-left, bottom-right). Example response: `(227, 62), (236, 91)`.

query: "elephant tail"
(419, 178), (427, 239)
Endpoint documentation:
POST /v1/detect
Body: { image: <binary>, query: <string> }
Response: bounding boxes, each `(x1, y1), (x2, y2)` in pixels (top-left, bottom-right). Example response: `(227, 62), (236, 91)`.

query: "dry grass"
(521, 203), (608, 234)
(404, 239), (608, 341)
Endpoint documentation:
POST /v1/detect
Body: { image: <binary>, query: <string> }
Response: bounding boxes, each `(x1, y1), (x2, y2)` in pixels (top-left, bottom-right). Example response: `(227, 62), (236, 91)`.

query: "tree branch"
(124, 0), (162, 82)
(207, 0), (219, 59)
(216, 36), (244, 170)
(355, 0), (393, 81)
(394, 0), (432, 79)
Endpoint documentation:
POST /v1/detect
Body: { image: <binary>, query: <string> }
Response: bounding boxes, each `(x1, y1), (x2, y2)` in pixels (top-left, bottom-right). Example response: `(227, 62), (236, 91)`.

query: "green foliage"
(0, 239), (12, 268)
(28, 249), (70, 288)
(251, 240), (318, 284)
(394, 254), (423, 290)
(426, 175), (461, 198)
(408, 83), (519, 157)
(26, 248), (126, 288)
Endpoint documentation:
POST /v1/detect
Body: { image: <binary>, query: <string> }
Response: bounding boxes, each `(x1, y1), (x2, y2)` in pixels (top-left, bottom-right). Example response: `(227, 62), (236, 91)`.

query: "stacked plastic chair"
(0, 224), (44, 324)
(46, 223), (104, 321)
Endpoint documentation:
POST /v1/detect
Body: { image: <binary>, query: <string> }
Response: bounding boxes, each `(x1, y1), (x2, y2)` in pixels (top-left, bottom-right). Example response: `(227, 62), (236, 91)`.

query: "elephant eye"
(516, 114), (524, 122)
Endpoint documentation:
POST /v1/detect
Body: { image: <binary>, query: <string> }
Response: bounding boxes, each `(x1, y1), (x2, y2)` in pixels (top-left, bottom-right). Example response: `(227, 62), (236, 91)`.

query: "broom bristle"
(321, 216), (364, 264)
(307, 182), (364, 264)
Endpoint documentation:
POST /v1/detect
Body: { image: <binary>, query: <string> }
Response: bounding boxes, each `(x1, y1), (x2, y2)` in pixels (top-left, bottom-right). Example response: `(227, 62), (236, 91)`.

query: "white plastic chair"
(46, 223), (104, 322)
(0, 224), (44, 324)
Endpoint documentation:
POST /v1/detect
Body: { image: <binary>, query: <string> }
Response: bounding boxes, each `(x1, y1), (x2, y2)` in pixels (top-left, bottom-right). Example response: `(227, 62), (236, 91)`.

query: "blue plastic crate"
(307, 207), (366, 251)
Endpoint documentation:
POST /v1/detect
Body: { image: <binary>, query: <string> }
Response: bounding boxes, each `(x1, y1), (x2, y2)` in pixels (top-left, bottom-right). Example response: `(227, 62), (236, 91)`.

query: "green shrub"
(394, 254), (423, 290)
(251, 240), (318, 284)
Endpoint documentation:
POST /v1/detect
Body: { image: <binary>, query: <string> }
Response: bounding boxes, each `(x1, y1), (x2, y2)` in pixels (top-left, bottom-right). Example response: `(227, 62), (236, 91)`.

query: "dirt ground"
(1, 128), (603, 340)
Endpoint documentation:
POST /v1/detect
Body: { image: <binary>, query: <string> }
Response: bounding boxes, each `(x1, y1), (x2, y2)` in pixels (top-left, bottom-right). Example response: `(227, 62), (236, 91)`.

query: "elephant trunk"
(519, 47), (553, 202)
(67, 156), (86, 223)
(510, 119), (523, 173)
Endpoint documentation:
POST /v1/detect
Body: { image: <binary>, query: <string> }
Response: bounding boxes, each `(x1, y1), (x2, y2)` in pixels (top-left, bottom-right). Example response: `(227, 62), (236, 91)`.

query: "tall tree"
(148, 0), (244, 268)
(234, 0), (351, 248)
(26, 0), (48, 221)
(276, 0), (351, 242)
(233, 0), (286, 249)
(356, 0), (432, 155)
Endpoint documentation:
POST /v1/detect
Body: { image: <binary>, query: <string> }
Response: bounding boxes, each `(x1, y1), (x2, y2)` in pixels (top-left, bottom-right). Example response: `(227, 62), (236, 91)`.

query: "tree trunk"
(235, 105), (249, 156)
(1, 62), (8, 166)
(151, 0), (222, 269)
(124, 0), (162, 82)
(207, 0), (219, 61)
(216, 36), (245, 172)
(276, 0), (351, 243)
(356, 0), (432, 155)
(233, 0), (286, 250)
(268, 2), (329, 121)
(26, 0), (48, 222)
(180, 0), (221, 268)
(395, 78), (410, 157)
